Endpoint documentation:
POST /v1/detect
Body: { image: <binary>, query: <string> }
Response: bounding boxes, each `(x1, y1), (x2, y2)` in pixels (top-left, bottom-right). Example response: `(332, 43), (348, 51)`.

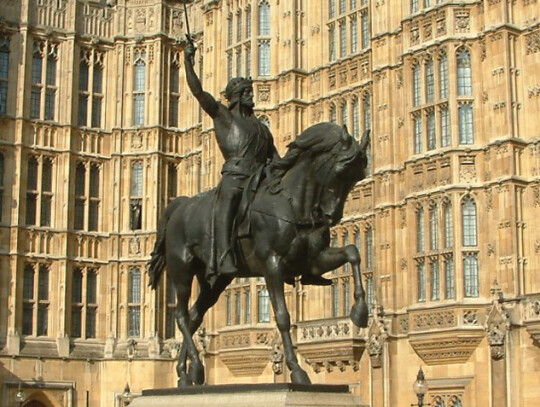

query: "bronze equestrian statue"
(147, 40), (370, 387)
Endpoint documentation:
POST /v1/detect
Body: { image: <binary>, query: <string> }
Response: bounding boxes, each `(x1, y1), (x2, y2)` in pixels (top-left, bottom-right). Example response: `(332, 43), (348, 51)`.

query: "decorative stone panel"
(217, 327), (275, 376)
(297, 318), (366, 373)
(409, 330), (484, 365)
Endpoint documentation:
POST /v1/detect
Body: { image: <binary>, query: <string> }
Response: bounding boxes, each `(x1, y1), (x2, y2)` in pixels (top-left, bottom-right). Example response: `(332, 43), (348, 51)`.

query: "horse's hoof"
(350, 301), (369, 328)
(188, 364), (205, 385)
(178, 376), (192, 387)
(291, 369), (311, 385)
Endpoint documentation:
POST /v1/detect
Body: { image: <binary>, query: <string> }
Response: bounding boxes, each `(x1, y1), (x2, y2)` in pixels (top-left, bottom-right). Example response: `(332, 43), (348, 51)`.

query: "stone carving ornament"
(485, 285), (510, 360)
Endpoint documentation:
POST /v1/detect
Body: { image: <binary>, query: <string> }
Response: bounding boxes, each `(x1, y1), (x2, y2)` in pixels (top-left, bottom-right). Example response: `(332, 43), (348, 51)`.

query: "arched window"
(332, 282), (340, 317)
(430, 260), (440, 300)
(41, 158), (53, 227)
(416, 207), (425, 252)
(246, 6), (252, 37)
(237, 10), (243, 43)
(432, 396), (445, 407)
(417, 261), (426, 302)
(449, 396), (463, 407)
(257, 287), (270, 322)
(429, 204), (438, 250)
(133, 50), (146, 126)
(444, 256), (455, 299)
(169, 62), (180, 127)
(365, 227), (373, 269)
(226, 293), (232, 326)
(464, 254), (479, 297)
(440, 106), (450, 147)
(128, 267), (142, 337)
(339, 20), (347, 57)
(457, 48), (472, 96)
(130, 162), (143, 230)
(0, 36), (9, 115)
(227, 14), (233, 46)
(462, 197), (477, 246)
(258, 1), (270, 36)
(361, 12), (370, 49)
(78, 60), (90, 126)
(244, 290), (251, 324)
(439, 52), (448, 99)
(329, 24), (336, 61)
(74, 162), (86, 230)
(31, 43), (43, 119)
(340, 101), (348, 127)
(458, 103), (474, 144)
(258, 40), (270, 76)
(412, 63), (421, 106)
(131, 162), (143, 197)
(427, 110), (436, 150)
(444, 201), (453, 248)
(414, 114), (422, 154)
(425, 58), (434, 102)
(330, 102), (337, 123)
(363, 94), (371, 130)
(352, 97), (359, 139)
(329, 0), (336, 18)
(350, 16), (358, 54)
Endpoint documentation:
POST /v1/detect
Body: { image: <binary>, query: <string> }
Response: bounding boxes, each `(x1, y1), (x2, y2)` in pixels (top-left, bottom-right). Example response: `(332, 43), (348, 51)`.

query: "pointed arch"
(457, 47), (472, 96)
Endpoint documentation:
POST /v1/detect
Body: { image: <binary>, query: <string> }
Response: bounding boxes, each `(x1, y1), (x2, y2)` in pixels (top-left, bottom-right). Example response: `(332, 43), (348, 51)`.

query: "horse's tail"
(147, 197), (184, 290)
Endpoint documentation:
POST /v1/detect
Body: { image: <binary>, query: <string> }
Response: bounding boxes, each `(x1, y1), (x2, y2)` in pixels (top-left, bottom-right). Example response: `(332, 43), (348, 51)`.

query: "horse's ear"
(341, 125), (352, 148)
(360, 129), (370, 151)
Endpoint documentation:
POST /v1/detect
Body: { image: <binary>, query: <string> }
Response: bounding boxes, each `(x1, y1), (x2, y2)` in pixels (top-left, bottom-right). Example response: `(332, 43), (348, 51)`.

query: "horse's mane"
(269, 123), (347, 186)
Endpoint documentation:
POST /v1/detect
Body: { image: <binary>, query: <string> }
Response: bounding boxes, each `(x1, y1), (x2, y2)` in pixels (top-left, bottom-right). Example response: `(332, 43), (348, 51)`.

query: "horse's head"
(273, 123), (370, 226)
(316, 125), (369, 226)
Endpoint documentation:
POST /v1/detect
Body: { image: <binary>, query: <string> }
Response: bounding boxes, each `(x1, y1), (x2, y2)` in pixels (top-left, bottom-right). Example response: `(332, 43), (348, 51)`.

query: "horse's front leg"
(312, 245), (368, 328)
(265, 254), (311, 385)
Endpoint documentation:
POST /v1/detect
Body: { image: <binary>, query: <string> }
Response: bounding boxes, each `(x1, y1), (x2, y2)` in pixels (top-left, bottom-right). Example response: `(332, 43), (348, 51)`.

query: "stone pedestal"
(129, 384), (368, 407)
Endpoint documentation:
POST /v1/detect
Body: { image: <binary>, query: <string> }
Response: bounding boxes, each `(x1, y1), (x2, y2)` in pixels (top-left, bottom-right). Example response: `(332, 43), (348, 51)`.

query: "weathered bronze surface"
(147, 40), (370, 387)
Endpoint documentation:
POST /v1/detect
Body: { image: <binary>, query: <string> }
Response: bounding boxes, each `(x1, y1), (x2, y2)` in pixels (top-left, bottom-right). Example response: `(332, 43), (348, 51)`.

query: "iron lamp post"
(122, 383), (133, 406)
(411, 367), (430, 407)
(15, 382), (25, 407)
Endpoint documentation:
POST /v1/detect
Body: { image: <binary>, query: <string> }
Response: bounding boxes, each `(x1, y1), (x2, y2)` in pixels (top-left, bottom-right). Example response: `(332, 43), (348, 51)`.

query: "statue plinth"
(129, 383), (368, 407)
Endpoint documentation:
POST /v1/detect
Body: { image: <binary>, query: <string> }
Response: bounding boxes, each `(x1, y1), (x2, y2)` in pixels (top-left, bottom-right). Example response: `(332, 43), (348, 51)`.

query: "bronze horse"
(148, 123), (370, 386)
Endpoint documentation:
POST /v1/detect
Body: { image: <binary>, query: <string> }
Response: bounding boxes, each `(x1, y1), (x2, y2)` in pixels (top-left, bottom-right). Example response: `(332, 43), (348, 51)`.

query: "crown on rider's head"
(225, 77), (253, 102)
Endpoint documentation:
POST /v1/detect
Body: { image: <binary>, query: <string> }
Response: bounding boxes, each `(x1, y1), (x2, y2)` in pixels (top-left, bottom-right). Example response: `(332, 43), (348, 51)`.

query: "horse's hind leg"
(176, 274), (232, 386)
(167, 254), (204, 386)
(184, 275), (232, 383)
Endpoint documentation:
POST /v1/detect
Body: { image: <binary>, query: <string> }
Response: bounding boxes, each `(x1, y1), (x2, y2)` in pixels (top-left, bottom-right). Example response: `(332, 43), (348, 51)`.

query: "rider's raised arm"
(184, 43), (220, 118)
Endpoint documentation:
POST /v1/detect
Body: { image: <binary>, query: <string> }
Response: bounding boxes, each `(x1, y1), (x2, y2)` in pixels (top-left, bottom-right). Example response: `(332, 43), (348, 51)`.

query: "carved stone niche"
(524, 295), (540, 347)
(296, 317), (366, 373)
(485, 287), (510, 360)
(366, 311), (388, 369)
(409, 330), (484, 365)
(217, 327), (275, 376)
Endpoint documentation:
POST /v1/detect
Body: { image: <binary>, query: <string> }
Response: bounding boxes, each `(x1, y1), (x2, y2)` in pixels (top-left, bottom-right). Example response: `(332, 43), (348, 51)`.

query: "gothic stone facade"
(0, 1), (539, 406)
